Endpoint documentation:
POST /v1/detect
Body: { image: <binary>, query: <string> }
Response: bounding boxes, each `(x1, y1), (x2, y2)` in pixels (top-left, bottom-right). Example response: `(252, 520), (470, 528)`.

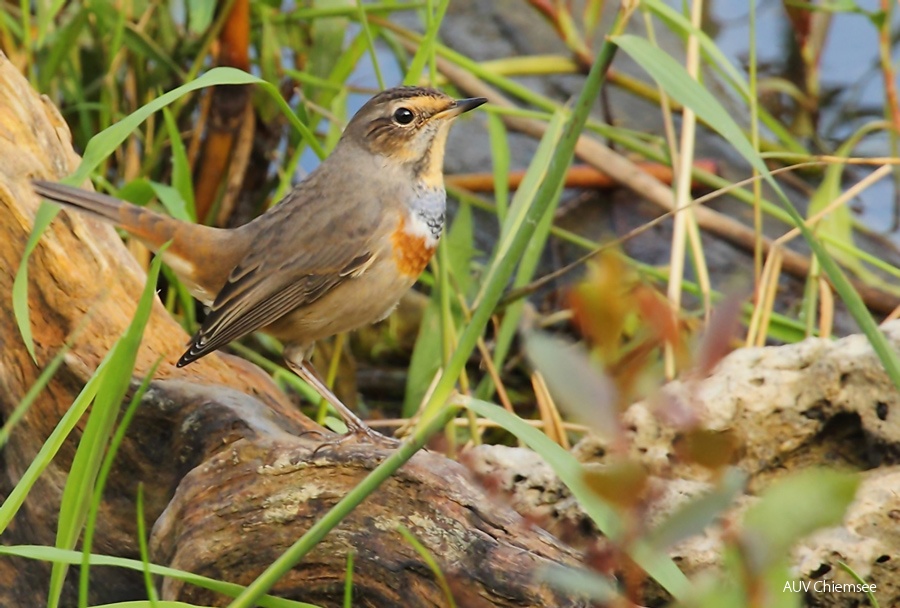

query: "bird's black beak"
(435, 97), (488, 119)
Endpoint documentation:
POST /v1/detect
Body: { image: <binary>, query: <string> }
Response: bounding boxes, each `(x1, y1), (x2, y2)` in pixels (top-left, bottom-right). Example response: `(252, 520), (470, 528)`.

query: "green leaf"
(538, 564), (619, 603)
(37, 7), (89, 92)
(523, 330), (620, 440)
(403, 298), (442, 416)
(648, 468), (747, 550)
(397, 526), (457, 608)
(837, 561), (881, 608)
(187, 0), (216, 35)
(71, 67), (323, 188)
(463, 398), (690, 600)
(0, 344), (111, 535)
(121, 23), (186, 80)
(149, 181), (195, 223)
(742, 469), (859, 573)
(13, 202), (61, 362)
(135, 484), (160, 607)
(308, 0), (353, 83)
(641, 0), (806, 154)
(445, 200), (476, 300)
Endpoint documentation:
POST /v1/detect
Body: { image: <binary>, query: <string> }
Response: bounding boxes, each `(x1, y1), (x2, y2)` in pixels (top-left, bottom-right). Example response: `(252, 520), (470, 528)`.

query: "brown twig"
(193, 0), (254, 225)
(447, 161), (717, 193)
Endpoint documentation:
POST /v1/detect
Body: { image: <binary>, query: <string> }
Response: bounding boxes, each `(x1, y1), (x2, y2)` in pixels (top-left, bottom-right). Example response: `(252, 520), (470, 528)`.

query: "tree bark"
(0, 53), (587, 607)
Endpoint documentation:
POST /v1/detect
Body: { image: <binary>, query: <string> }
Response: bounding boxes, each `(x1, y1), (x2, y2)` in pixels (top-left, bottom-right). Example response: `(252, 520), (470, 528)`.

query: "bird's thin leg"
(285, 356), (396, 446)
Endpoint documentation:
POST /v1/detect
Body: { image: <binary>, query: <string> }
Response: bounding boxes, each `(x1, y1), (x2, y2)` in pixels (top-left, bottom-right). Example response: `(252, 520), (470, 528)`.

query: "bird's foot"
(342, 421), (401, 448)
(284, 354), (400, 451)
(310, 422), (400, 457)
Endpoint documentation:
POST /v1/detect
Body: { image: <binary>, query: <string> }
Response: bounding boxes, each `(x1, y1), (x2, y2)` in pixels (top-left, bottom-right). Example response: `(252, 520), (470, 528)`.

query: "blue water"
(700, 0), (900, 235)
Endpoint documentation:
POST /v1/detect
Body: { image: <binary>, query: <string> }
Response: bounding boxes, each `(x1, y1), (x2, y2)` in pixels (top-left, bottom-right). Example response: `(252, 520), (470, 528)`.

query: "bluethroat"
(33, 86), (487, 442)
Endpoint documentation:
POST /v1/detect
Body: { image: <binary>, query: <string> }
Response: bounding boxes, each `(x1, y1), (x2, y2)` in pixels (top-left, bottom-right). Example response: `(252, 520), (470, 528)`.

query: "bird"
(33, 85), (487, 443)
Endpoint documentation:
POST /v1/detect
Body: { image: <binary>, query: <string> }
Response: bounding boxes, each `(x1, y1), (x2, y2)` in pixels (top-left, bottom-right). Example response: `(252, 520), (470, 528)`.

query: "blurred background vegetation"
(1, 0), (899, 606)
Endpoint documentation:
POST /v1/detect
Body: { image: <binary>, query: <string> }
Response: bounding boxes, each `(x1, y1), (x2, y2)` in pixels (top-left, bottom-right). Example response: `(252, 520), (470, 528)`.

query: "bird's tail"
(32, 180), (180, 251)
(32, 180), (253, 304)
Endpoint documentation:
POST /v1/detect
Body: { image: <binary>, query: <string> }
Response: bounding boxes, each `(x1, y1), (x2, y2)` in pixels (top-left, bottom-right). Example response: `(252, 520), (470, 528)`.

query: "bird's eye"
(392, 107), (415, 125)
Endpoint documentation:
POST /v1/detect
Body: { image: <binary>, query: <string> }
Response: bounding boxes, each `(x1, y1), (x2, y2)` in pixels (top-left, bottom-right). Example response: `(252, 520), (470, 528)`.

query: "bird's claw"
(309, 423), (400, 457)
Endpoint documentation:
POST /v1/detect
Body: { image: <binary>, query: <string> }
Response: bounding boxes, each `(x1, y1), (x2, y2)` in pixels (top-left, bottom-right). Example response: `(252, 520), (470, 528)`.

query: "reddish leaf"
(633, 285), (680, 348)
(693, 290), (747, 377)
(673, 429), (741, 471)
(582, 459), (649, 508)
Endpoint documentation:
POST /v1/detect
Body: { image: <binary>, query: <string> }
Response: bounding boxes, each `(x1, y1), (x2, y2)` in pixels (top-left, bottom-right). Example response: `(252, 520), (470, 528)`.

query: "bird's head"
(341, 86), (487, 188)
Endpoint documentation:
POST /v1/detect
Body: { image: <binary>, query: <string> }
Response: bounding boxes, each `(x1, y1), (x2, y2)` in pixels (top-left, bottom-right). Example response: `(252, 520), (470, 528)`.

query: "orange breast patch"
(390, 217), (436, 277)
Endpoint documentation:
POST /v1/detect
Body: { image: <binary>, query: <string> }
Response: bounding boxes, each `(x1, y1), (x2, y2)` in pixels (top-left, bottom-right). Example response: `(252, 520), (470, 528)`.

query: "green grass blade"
(162, 107), (196, 222)
(135, 483), (160, 607)
(71, 67), (324, 187)
(418, 9), (628, 425)
(641, 0), (806, 155)
(402, 0), (450, 85)
(121, 24), (186, 80)
(13, 201), (61, 362)
(485, 110), (566, 281)
(79, 360), (162, 607)
(48, 252), (166, 608)
(402, 297), (443, 416)
(148, 181), (195, 224)
(342, 550), (354, 608)
(837, 561), (880, 608)
(282, 2), (425, 20)
(613, 35), (765, 175)
(88, 602), (207, 608)
(354, 2), (384, 90)
(34, 0), (66, 46)
(485, 111), (511, 222)
(474, 111), (567, 402)
(0, 363), (104, 536)
(0, 342), (69, 449)
(0, 545), (320, 608)
(396, 526), (456, 608)
(37, 8), (88, 92)
(308, 1), (353, 85)
(613, 33), (900, 389)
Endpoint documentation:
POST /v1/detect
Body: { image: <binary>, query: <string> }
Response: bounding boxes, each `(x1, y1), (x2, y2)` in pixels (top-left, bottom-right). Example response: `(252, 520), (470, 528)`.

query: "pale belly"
(262, 255), (418, 348)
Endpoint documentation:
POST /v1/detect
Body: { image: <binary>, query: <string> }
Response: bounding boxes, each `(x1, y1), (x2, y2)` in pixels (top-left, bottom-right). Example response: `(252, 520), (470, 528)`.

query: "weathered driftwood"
(0, 53), (586, 607)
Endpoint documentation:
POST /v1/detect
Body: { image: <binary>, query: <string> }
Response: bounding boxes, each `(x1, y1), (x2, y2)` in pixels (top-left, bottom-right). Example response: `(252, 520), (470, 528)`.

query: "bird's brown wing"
(177, 194), (382, 367)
